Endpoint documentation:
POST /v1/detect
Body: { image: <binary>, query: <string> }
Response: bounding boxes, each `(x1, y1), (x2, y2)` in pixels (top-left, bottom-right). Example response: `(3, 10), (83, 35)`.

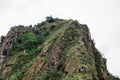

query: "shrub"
(46, 16), (54, 22)
(36, 22), (45, 27)
(50, 25), (56, 30)
(40, 68), (63, 80)
(13, 32), (46, 51)
(0, 77), (4, 80)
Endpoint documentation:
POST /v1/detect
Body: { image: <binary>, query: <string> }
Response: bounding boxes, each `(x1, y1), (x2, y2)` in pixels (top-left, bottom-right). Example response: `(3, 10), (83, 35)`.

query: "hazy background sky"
(0, 0), (120, 77)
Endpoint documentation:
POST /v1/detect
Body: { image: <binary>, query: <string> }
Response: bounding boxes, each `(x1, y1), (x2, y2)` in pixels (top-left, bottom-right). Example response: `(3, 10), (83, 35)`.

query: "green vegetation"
(0, 77), (4, 80)
(108, 73), (120, 80)
(0, 17), (119, 80)
(46, 16), (54, 22)
(39, 67), (64, 80)
(13, 32), (46, 51)
(7, 32), (46, 80)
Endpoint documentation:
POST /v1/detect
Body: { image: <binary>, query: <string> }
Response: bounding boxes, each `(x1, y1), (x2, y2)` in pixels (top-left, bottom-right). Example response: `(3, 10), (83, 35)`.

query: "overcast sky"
(0, 0), (120, 77)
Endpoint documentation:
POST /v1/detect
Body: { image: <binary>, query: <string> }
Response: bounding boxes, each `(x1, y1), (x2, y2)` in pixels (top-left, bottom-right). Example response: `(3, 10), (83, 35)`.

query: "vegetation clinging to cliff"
(0, 16), (119, 80)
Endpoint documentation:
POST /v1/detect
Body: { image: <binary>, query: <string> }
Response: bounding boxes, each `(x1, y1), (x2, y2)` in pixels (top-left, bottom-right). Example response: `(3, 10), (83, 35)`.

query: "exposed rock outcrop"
(0, 17), (119, 80)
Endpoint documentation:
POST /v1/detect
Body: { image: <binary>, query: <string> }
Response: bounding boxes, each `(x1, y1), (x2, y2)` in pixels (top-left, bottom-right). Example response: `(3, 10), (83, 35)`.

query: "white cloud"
(0, 0), (120, 77)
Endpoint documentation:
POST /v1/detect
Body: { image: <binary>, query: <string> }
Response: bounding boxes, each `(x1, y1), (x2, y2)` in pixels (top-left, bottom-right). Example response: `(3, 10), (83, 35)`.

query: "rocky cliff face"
(0, 17), (119, 80)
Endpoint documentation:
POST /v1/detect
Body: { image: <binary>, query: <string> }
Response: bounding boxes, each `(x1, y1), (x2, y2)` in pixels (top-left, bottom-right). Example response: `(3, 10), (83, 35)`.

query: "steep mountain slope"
(0, 17), (119, 80)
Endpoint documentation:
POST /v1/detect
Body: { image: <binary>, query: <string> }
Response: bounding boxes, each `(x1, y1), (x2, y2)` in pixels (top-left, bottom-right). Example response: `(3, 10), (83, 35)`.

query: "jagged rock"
(0, 18), (119, 80)
(78, 67), (86, 73)
(2, 49), (7, 56)
(0, 36), (5, 45)
(5, 64), (13, 67)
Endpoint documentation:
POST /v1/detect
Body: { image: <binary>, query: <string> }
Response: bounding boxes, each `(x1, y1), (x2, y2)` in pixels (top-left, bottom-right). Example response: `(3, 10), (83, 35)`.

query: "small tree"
(46, 16), (54, 22)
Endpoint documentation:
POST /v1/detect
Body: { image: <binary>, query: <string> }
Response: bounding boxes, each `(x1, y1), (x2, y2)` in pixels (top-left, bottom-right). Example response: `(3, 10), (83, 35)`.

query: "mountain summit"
(0, 17), (119, 80)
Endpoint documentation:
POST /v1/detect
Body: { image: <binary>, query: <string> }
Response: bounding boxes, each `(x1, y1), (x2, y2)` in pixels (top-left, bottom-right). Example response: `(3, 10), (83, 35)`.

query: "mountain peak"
(0, 17), (119, 80)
